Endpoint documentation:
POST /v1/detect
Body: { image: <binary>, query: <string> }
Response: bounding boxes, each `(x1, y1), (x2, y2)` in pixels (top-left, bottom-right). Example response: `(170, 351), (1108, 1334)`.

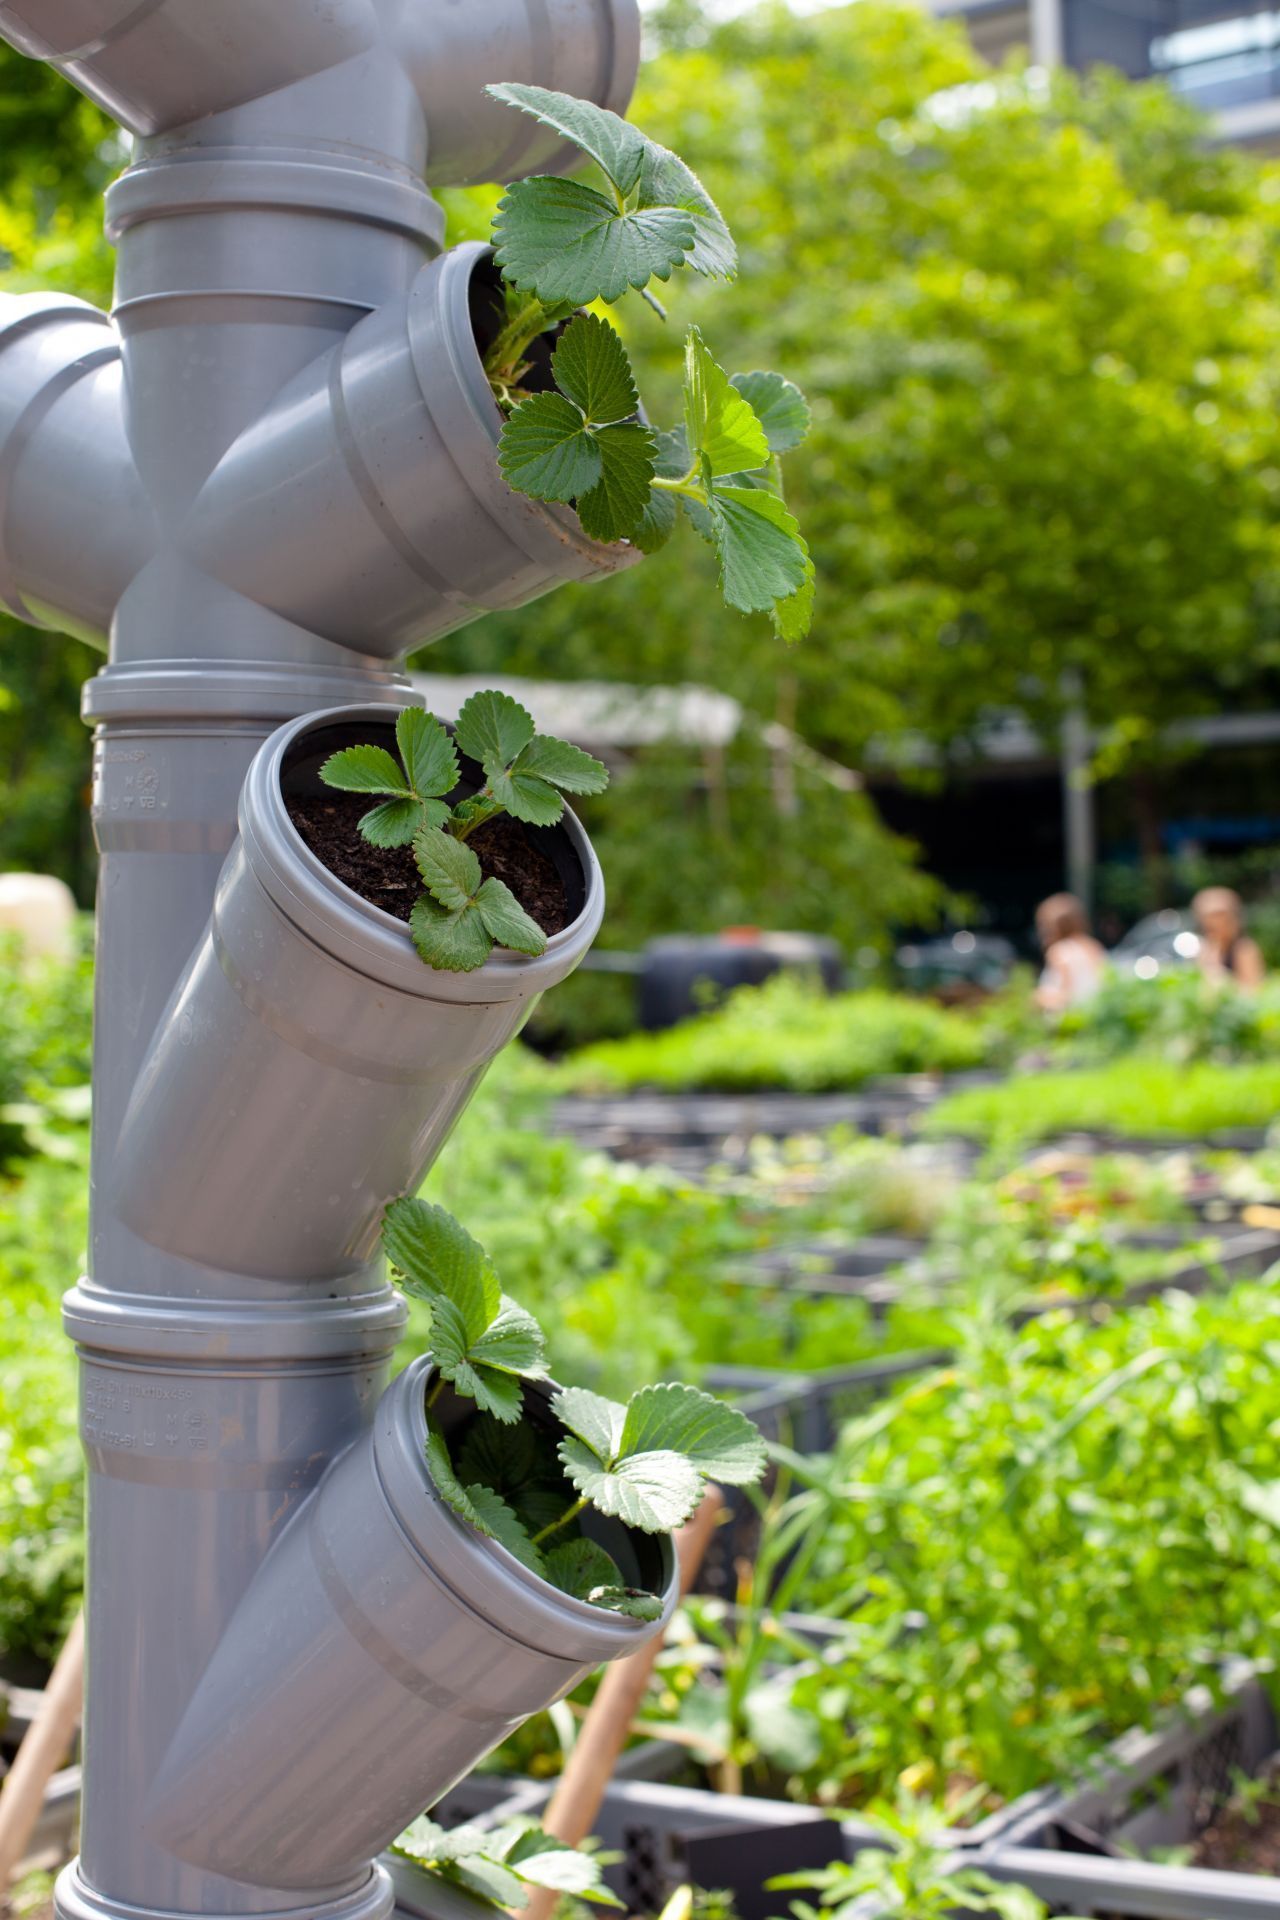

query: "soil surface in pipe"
(287, 789), (571, 935)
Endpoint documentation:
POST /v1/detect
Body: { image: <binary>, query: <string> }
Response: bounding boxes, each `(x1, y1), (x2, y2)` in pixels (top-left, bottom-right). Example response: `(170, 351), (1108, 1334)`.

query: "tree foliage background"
(4, 3), (1280, 977)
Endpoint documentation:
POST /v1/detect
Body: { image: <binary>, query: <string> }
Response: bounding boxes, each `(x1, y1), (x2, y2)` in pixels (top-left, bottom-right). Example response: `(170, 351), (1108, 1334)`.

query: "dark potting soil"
(1193, 1776), (1280, 1874)
(286, 789), (569, 938)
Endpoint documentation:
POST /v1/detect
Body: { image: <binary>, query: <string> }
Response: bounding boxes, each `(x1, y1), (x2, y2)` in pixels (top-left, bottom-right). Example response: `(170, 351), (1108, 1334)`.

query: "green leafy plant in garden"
(393, 1816), (619, 1911)
(319, 692), (607, 972)
(925, 1058), (1280, 1147)
(559, 975), (993, 1095)
(481, 84), (813, 637)
(1054, 969), (1280, 1067)
(770, 1789), (1072, 1920)
(383, 1195), (766, 1619)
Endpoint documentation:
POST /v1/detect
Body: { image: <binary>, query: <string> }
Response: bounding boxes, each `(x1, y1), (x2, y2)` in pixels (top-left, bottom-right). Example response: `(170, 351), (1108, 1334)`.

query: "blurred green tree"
(431, 2), (1280, 943)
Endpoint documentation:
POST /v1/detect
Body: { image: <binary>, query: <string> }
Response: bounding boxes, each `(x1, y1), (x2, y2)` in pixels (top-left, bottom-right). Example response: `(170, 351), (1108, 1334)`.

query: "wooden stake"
(0, 1610), (85, 1889)
(519, 1488), (724, 1920)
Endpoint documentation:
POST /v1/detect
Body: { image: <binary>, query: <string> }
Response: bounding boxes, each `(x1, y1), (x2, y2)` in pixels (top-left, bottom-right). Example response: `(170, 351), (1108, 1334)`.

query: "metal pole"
(1061, 671), (1095, 915)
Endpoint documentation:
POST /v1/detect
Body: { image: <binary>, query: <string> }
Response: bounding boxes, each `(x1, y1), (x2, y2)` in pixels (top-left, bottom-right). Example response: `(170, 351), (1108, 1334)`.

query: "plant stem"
(651, 467), (703, 501)
(426, 1377), (445, 1409)
(532, 1495), (589, 1546)
(484, 296), (558, 400)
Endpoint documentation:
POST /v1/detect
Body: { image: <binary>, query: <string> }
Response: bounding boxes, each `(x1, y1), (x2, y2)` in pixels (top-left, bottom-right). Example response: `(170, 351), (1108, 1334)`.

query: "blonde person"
(1035, 892), (1107, 1012)
(1192, 886), (1265, 990)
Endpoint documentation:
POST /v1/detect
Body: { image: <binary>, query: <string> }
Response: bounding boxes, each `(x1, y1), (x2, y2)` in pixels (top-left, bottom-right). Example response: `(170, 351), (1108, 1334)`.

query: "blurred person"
(1035, 892), (1107, 1011)
(1192, 886), (1265, 989)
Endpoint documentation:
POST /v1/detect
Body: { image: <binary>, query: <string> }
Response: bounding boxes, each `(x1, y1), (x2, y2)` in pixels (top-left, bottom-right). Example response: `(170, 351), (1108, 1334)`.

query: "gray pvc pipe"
(0, 0), (379, 136)
(0, 10), (647, 1920)
(0, 0), (639, 179)
(149, 1359), (678, 1891)
(114, 705), (606, 1280)
(0, 295), (155, 646)
(182, 245), (638, 658)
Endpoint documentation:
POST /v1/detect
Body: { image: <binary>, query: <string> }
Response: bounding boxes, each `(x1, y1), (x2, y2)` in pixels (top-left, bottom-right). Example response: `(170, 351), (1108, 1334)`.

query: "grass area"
(0, 1149), (87, 1666)
(926, 1059), (1280, 1146)
(560, 975), (995, 1094)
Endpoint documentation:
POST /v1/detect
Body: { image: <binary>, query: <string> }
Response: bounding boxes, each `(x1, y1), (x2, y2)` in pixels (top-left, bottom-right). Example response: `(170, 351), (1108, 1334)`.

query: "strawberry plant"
(481, 84), (813, 638)
(771, 1789), (1076, 1920)
(318, 691), (607, 972)
(393, 1815), (619, 1910)
(382, 1195), (767, 1620)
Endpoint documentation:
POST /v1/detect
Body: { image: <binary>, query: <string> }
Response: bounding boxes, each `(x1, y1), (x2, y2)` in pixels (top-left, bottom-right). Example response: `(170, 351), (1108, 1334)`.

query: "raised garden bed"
(547, 1090), (981, 1170)
(423, 1773), (876, 1920)
(978, 1662), (1280, 1917)
(721, 1221), (1280, 1317)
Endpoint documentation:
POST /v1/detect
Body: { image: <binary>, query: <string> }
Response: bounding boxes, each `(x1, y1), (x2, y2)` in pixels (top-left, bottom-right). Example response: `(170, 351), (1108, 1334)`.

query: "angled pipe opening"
(180, 245), (639, 661)
(0, 295), (155, 645)
(112, 705), (605, 1282)
(145, 1360), (676, 1893)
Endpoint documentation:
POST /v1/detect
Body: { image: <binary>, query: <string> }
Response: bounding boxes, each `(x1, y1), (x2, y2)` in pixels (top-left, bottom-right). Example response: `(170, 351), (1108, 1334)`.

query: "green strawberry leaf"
(493, 176), (695, 307)
(630, 486), (678, 555)
(456, 1412), (544, 1495)
(543, 1536), (624, 1603)
(475, 877), (549, 955)
(654, 425), (691, 478)
(358, 797), (431, 848)
(425, 1423), (544, 1571)
(638, 143), (736, 280)
(575, 423), (657, 544)
(483, 762), (566, 828)
(414, 828), (483, 912)
(558, 1438), (703, 1531)
(684, 328), (770, 479)
(554, 314), (639, 425)
(461, 1480), (545, 1567)
(730, 371), (811, 453)
(409, 894), (494, 972)
(382, 1198), (499, 1330)
(448, 1358), (526, 1424)
(515, 734), (609, 796)
(396, 707), (459, 799)
(773, 553), (816, 642)
(485, 84), (648, 196)
(503, 1828), (624, 1903)
(469, 1296), (548, 1379)
(498, 391), (604, 503)
(706, 484), (811, 615)
(619, 1382), (767, 1486)
(318, 743), (408, 796)
(456, 689), (536, 770)
(554, 1385), (628, 1459)
(588, 1585), (666, 1623)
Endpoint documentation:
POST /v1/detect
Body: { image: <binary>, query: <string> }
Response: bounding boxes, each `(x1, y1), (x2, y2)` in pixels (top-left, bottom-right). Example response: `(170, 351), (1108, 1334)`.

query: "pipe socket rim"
(409, 242), (638, 575)
(239, 703), (606, 1005)
(53, 1859), (394, 1920)
(373, 1356), (679, 1663)
(62, 1280), (407, 1364)
(81, 661), (418, 726)
(106, 153), (445, 253)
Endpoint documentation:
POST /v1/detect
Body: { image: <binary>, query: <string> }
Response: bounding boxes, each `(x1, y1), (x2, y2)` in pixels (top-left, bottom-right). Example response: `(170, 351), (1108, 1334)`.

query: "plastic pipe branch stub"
(180, 244), (640, 661)
(146, 1358), (678, 1893)
(111, 705), (605, 1284)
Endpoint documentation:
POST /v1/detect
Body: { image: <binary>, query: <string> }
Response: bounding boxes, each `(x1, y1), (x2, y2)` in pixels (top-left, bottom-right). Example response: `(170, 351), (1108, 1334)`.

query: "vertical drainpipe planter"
(99, 706), (678, 1905)
(112, 705), (605, 1280)
(0, 7), (648, 1920)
